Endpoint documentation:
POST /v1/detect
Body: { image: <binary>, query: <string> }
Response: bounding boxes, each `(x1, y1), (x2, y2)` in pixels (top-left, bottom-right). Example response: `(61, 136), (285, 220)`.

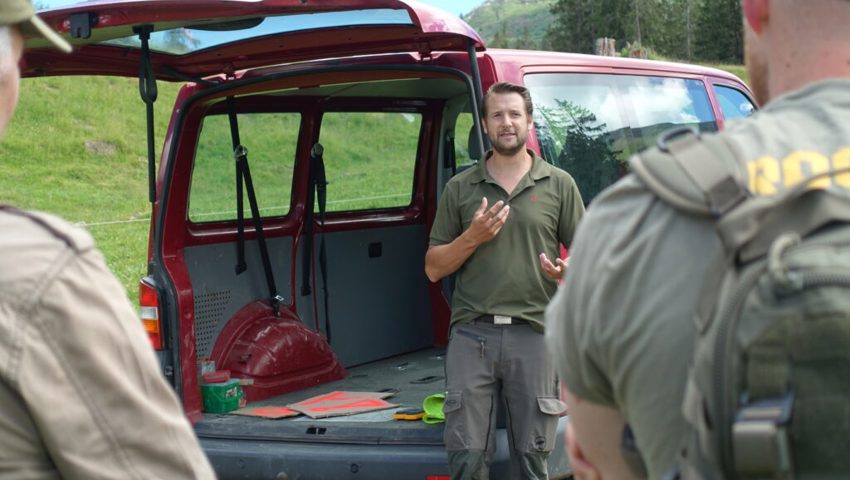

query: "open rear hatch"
(23, 0), (484, 80)
(22, 0), (487, 216)
(22, 0), (487, 443)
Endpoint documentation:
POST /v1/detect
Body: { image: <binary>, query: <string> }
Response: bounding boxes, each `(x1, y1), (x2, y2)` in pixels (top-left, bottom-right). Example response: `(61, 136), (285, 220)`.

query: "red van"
(25, 1), (755, 478)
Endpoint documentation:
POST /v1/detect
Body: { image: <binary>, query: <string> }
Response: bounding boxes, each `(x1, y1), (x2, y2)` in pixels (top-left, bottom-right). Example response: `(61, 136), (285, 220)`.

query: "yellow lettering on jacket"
(835, 148), (850, 189)
(745, 147), (850, 195)
(747, 156), (780, 195)
(783, 150), (831, 190)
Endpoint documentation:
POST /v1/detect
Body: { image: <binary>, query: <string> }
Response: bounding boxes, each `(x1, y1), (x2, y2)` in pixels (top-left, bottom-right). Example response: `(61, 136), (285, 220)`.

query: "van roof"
(486, 48), (745, 83)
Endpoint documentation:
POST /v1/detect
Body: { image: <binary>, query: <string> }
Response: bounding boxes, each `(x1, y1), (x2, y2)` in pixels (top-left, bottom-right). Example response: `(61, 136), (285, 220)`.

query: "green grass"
(317, 112), (420, 211)
(3, 76), (426, 298)
(190, 112), (300, 222)
(190, 110), (421, 220)
(2, 75), (180, 299)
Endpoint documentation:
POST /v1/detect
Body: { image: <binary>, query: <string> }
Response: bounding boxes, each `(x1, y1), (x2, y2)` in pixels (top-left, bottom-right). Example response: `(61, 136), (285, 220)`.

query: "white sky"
(416, 0), (484, 16)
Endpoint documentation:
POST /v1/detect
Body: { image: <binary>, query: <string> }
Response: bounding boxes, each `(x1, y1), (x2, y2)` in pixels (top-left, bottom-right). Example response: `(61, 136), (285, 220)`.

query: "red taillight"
(139, 278), (162, 350)
(426, 477), (450, 480)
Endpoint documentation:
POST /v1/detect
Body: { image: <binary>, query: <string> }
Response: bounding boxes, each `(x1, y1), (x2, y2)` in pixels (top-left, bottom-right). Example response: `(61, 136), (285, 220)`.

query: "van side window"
(713, 84), (756, 119)
(526, 73), (717, 203)
(319, 111), (421, 212)
(454, 112), (476, 168)
(189, 112), (300, 223)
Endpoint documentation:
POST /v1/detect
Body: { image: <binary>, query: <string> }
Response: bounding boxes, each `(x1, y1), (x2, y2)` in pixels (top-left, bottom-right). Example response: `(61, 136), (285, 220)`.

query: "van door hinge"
(418, 45), (433, 63)
(69, 12), (98, 39)
(223, 64), (236, 80)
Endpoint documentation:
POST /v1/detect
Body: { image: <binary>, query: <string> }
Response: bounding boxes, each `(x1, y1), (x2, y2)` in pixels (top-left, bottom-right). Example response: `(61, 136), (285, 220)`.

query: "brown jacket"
(0, 206), (215, 479)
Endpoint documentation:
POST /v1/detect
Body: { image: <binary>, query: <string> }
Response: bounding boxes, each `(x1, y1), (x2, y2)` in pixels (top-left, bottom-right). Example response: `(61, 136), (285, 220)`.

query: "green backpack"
(631, 128), (850, 479)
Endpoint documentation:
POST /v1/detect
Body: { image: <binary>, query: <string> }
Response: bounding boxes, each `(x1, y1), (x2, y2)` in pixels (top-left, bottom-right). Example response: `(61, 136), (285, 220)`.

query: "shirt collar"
(468, 149), (552, 184)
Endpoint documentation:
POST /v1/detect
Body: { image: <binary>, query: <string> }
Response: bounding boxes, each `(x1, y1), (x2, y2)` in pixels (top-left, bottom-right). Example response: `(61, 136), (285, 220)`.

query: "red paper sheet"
(288, 391), (397, 419)
(231, 406), (300, 419)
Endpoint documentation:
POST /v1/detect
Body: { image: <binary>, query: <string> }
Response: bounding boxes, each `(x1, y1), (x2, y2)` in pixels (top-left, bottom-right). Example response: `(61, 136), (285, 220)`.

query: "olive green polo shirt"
(429, 150), (585, 331)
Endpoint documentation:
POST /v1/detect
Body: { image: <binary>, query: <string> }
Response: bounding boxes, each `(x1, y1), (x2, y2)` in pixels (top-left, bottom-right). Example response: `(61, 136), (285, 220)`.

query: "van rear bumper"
(198, 418), (571, 479)
(201, 438), (450, 479)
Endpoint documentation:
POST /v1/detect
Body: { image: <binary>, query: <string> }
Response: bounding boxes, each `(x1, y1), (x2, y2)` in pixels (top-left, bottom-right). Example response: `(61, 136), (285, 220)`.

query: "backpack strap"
(630, 127), (749, 218)
(633, 127), (850, 260)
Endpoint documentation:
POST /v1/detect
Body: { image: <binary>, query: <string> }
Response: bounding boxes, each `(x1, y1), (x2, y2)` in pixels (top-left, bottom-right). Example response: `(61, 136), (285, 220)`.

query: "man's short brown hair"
(481, 81), (534, 118)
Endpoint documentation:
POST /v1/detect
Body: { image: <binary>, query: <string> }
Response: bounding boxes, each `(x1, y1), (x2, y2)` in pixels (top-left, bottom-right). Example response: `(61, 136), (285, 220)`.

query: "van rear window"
(526, 73), (716, 203)
(318, 111), (421, 212)
(99, 9), (414, 55)
(189, 112), (300, 223)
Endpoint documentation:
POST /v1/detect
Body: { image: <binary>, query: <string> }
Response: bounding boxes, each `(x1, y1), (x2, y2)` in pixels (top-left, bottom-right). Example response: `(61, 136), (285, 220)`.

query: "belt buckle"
(493, 315), (512, 325)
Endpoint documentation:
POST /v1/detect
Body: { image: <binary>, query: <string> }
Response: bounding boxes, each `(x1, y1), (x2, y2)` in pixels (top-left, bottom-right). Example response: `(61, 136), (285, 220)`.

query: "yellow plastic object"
(393, 408), (425, 421)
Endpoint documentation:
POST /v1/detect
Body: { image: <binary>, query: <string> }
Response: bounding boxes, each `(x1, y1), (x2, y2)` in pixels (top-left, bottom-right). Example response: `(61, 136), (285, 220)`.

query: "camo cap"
(0, 0), (72, 53)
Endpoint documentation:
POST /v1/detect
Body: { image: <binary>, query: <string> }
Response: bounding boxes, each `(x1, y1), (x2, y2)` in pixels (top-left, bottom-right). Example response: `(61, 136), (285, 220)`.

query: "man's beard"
(489, 129), (528, 157)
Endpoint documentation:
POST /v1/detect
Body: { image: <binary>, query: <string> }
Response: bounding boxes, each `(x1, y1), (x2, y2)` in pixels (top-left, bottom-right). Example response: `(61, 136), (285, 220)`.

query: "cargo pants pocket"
(443, 391), (468, 450)
(530, 396), (566, 452)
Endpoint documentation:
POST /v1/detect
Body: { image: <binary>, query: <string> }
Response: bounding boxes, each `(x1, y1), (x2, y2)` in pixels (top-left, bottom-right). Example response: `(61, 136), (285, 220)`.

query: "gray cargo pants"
(443, 316), (565, 480)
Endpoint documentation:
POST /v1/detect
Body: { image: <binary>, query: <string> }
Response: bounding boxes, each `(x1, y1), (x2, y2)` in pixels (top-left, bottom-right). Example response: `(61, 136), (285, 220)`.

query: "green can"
(201, 378), (243, 413)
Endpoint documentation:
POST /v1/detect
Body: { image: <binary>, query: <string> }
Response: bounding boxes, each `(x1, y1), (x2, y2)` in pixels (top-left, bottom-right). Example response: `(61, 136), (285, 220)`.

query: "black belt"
(474, 315), (529, 326)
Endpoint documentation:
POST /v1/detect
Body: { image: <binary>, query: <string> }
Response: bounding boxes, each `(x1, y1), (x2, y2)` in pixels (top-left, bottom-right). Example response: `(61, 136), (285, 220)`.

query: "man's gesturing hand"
(464, 197), (510, 246)
(539, 252), (569, 281)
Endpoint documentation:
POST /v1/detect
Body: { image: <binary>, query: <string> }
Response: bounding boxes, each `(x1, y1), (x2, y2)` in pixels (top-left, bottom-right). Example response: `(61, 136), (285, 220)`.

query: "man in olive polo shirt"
(425, 81), (585, 480)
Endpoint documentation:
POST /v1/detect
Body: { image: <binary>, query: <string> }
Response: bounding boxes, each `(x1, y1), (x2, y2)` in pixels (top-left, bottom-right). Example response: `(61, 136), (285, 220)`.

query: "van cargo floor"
(195, 347), (448, 443)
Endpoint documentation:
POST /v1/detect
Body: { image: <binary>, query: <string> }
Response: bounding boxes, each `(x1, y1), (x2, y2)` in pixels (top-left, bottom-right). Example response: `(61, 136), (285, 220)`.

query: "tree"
(646, 0), (695, 60)
(161, 29), (201, 54)
(491, 21), (510, 49)
(543, 0), (743, 62)
(537, 100), (622, 202)
(545, 0), (653, 56)
(545, 0), (595, 54)
(685, 0), (696, 60)
(694, 0), (743, 62)
(513, 25), (535, 50)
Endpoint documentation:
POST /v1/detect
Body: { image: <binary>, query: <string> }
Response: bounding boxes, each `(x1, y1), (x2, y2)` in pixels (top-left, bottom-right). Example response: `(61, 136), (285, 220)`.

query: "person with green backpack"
(545, 0), (850, 479)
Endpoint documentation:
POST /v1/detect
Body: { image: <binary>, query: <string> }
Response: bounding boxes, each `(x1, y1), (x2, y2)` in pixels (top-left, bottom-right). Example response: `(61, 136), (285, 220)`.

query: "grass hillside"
(463, 0), (556, 49)
(2, 76), (180, 297)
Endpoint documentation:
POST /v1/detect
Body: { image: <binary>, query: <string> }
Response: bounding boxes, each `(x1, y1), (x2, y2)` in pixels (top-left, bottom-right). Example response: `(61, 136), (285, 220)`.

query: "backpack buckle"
(707, 175), (749, 216)
(732, 391), (795, 479)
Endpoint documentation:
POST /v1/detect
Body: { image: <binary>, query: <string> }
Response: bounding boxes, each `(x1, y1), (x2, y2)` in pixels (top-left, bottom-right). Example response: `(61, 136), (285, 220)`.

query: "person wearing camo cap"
(0, 1), (216, 478)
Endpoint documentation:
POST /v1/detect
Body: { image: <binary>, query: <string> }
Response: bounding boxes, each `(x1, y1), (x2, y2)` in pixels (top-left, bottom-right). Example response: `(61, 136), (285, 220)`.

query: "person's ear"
(743, 0), (769, 35)
(567, 422), (603, 480)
